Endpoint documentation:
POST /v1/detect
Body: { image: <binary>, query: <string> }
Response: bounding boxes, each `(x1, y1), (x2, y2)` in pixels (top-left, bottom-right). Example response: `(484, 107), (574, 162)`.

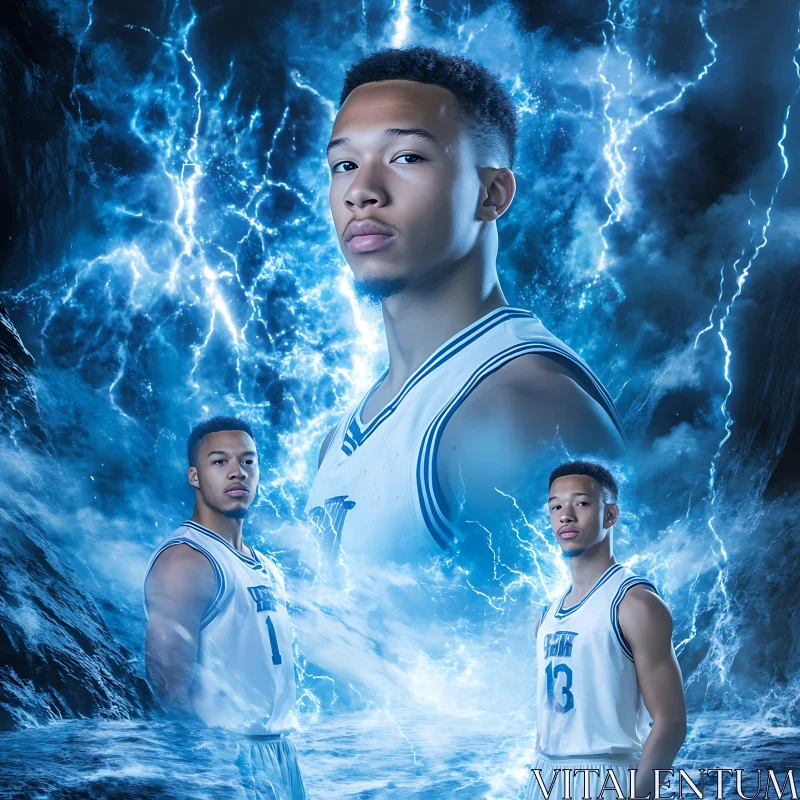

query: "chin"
(221, 505), (250, 520)
(353, 273), (408, 303)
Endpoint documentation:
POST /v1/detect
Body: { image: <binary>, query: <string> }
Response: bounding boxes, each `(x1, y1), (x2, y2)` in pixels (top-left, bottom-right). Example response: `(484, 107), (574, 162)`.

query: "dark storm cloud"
(1, 3), (800, 786)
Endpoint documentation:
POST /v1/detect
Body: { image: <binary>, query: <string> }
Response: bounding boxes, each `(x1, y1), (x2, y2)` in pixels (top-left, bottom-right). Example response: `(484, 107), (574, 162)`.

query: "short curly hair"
(340, 45), (518, 169)
(187, 416), (256, 467)
(549, 461), (619, 505)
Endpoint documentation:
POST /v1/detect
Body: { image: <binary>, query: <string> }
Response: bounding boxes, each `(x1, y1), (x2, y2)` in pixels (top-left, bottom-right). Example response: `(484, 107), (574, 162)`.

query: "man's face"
(327, 79), (488, 298)
(189, 430), (259, 520)
(548, 474), (616, 558)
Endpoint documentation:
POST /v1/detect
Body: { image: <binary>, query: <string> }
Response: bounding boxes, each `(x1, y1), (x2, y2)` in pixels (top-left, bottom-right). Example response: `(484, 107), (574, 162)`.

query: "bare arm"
(438, 354), (626, 525)
(144, 544), (218, 716)
(534, 612), (545, 753)
(618, 585), (687, 799)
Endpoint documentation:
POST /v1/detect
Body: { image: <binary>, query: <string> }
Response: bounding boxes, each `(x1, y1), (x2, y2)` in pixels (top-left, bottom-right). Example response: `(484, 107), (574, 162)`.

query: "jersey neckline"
(554, 563), (625, 619)
(341, 305), (533, 456)
(182, 520), (261, 566)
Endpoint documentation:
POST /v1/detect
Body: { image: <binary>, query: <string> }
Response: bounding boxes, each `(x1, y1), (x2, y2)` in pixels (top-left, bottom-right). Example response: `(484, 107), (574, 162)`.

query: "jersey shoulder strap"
(610, 569), (660, 661)
(143, 526), (227, 628)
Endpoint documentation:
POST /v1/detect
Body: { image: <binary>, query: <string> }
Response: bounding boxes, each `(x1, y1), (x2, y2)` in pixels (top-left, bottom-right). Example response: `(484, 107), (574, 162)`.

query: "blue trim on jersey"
(143, 537), (226, 629)
(319, 414), (350, 469)
(341, 307), (533, 457)
(552, 564), (626, 619)
(415, 338), (624, 550)
(342, 430), (358, 454)
(610, 577), (659, 661)
(342, 370), (387, 456)
(540, 603), (552, 626)
(181, 520), (261, 568)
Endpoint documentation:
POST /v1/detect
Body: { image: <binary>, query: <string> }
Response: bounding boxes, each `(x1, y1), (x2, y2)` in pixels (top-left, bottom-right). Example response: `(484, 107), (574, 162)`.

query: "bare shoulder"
(145, 543), (217, 609)
(620, 583), (672, 614)
(618, 584), (673, 635)
(434, 354), (624, 519)
(442, 352), (625, 457)
(478, 350), (595, 385)
(149, 541), (215, 575)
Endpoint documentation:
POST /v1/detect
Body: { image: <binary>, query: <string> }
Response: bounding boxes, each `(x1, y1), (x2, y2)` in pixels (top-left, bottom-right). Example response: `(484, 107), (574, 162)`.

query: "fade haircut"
(340, 45), (518, 169)
(549, 461), (619, 505)
(187, 416), (256, 467)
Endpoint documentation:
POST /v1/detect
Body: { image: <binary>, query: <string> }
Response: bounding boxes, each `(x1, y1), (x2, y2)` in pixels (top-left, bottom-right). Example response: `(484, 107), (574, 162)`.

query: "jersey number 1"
(545, 661), (574, 713)
(247, 586), (282, 666)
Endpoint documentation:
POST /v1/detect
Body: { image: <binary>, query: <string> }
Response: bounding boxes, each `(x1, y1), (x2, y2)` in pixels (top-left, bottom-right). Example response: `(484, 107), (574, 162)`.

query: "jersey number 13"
(545, 661), (574, 713)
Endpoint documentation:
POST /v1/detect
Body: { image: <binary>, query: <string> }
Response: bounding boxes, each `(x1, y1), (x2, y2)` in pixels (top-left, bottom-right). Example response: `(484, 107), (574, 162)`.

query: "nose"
(342, 161), (388, 211)
(228, 462), (246, 480)
(559, 507), (576, 523)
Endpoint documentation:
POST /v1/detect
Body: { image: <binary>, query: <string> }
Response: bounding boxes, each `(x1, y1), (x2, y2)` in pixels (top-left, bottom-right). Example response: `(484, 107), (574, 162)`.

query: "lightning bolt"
(585, 1), (718, 300)
(685, 12), (800, 699)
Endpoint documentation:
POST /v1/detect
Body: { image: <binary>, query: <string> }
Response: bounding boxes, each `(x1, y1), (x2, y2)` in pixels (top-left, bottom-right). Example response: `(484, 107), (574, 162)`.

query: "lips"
(225, 483), (249, 498)
(344, 218), (395, 241)
(344, 218), (396, 253)
(558, 528), (579, 540)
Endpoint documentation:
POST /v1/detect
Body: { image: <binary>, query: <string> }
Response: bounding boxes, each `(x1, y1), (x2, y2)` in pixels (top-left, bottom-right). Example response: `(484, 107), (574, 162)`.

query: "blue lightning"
(576, 1), (720, 314)
(2, 1), (799, 794)
(685, 13), (800, 698)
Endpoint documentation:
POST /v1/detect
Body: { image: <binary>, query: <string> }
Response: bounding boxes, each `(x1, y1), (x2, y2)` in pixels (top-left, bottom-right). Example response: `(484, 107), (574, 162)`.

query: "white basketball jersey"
(306, 306), (624, 563)
(144, 520), (298, 736)
(536, 564), (657, 760)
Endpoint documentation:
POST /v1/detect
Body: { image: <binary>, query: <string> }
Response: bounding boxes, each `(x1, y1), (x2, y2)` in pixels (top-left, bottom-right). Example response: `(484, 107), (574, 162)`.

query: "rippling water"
(1, 712), (797, 799)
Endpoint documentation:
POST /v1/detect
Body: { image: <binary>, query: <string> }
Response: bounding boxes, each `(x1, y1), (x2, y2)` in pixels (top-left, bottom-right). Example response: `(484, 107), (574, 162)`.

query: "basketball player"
(307, 46), (626, 566)
(526, 461), (686, 800)
(144, 416), (307, 800)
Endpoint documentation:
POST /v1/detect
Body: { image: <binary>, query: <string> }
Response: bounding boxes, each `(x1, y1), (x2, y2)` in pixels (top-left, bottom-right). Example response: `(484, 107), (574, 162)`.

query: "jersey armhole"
(143, 538), (226, 629)
(539, 602), (551, 626)
(610, 577), (659, 661)
(318, 423), (340, 467)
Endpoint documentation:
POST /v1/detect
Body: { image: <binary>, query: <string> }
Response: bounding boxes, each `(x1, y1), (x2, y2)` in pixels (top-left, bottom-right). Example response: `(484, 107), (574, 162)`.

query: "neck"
(567, 535), (616, 596)
(191, 505), (246, 552)
(379, 253), (508, 390)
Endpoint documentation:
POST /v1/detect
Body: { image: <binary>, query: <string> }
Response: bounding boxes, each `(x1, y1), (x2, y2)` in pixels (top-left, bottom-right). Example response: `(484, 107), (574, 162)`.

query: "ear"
(477, 167), (516, 222)
(604, 502), (619, 529)
(188, 465), (200, 490)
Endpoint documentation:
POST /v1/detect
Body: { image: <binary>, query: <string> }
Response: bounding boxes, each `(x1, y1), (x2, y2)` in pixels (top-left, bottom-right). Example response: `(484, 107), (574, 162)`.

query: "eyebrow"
(326, 127), (439, 156)
(548, 492), (593, 502)
(206, 450), (257, 458)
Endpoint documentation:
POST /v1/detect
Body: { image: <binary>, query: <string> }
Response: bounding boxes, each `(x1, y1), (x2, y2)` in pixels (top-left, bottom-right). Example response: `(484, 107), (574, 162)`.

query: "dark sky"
(2, 0), (800, 732)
